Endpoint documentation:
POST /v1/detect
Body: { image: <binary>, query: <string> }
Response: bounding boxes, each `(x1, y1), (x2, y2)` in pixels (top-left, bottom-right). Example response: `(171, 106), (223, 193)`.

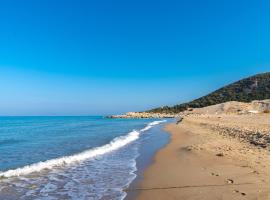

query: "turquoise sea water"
(0, 116), (169, 200)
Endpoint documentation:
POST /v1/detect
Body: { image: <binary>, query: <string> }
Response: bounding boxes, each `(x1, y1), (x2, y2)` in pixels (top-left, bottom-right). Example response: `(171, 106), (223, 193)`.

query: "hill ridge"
(148, 72), (270, 113)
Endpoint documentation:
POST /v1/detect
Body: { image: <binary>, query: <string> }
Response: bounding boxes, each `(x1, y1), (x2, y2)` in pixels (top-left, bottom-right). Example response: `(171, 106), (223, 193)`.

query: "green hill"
(148, 72), (270, 113)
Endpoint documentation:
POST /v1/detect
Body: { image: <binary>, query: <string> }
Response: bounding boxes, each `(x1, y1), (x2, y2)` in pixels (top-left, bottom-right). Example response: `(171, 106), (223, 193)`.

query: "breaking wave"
(0, 120), (166, 178)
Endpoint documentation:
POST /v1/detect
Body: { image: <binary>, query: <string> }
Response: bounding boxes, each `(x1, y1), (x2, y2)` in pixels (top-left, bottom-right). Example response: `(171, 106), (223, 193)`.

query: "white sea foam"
(140, 120), (166, 132)
(0, 120), (166, 178)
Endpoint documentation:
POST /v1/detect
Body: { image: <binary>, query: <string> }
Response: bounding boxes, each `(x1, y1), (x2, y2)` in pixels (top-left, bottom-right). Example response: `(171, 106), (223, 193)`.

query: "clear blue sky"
(0, 0), (269, 115)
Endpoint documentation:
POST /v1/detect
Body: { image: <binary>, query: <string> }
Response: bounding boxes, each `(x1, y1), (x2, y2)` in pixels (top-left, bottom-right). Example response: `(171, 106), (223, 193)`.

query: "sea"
(0, 116), (171, 200)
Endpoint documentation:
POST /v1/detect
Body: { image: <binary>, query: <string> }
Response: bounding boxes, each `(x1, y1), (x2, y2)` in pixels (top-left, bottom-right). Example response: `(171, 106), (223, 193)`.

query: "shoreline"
(125, 120), (171, 200)
(127, 115), (270, 199)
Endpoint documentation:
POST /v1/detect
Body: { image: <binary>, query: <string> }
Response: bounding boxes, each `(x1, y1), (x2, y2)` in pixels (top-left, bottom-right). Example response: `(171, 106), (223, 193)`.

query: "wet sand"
(127, 115), (270, 200)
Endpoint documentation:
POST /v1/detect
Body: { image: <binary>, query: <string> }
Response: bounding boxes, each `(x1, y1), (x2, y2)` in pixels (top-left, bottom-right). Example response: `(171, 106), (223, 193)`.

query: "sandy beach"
(127, 113), (270, 200)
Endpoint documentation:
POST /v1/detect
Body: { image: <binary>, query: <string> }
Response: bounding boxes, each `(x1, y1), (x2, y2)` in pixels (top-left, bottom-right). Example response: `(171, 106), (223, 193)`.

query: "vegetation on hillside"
(148, 72), (270, 113)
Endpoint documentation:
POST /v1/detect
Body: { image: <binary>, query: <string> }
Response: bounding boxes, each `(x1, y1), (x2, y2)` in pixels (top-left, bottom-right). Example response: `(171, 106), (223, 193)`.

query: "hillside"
(148, 72), (270, 113)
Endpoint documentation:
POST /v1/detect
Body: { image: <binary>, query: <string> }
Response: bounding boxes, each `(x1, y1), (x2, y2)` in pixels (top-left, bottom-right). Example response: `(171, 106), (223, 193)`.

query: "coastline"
(127, 115), (270, 200)
(125, 120), (171, 200)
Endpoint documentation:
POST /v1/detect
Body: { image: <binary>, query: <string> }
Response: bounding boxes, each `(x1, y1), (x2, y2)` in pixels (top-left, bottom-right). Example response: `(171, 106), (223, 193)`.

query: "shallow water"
(0, 116), (169, 200)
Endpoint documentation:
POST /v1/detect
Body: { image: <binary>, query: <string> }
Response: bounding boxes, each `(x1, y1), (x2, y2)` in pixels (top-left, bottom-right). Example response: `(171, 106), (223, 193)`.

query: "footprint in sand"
(210, 172), (219, 176)
(216, 153), (224, 157)
(226, 179), (234, 184)
(233, 190), (246, 196)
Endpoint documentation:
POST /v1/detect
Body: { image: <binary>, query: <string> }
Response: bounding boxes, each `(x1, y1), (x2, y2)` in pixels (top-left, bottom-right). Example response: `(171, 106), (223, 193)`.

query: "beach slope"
(129, 113), (270, 200)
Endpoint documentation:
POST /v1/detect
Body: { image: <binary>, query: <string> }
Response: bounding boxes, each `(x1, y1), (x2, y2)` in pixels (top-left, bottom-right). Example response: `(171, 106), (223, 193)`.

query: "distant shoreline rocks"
(107, 112), (176, 119)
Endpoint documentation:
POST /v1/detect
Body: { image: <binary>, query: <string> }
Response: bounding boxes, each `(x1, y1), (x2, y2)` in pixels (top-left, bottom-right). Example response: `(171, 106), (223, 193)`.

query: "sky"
(0, 0), (269, 115)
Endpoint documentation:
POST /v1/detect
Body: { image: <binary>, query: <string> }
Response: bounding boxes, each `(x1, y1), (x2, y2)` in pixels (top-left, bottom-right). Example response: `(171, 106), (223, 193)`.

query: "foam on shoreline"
(0, 120), (166, 178)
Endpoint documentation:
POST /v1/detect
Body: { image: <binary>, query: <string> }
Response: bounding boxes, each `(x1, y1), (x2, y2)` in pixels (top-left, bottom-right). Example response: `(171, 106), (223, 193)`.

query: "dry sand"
(127, 114), (270, 200)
